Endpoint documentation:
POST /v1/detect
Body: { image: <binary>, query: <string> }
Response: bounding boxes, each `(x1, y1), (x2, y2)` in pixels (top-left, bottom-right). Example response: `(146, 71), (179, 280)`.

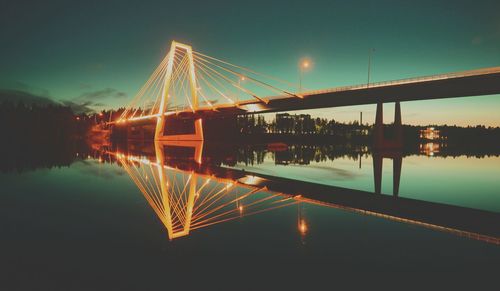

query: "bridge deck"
(202, 66), (500, 115)
(115, 66), (500, 125)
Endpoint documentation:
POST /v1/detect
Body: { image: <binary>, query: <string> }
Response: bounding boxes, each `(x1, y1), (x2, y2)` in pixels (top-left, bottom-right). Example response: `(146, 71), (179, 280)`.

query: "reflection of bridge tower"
(372, 151), (403, 196)
(116, 141), (296, 240)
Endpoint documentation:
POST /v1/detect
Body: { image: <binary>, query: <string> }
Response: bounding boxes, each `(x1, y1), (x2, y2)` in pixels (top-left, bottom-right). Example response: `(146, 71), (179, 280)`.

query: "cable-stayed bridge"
(110, 41), (500, 143)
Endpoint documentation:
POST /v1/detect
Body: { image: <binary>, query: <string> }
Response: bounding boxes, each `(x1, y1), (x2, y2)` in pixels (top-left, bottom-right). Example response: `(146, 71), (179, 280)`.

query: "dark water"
(1, 141), (499, 289)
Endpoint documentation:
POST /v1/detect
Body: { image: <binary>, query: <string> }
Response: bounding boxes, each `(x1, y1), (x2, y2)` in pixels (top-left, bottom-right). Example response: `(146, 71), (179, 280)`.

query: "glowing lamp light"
(299, 219), (308, 235)
(299, 58), (312, 70)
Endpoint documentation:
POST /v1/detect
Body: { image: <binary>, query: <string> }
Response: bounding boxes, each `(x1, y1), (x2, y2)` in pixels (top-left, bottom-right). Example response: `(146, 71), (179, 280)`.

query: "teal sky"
(1, 0), (499, 125)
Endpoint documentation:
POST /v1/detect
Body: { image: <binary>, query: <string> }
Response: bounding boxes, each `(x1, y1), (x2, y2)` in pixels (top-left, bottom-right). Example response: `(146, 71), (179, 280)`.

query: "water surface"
(1, 142), (499, 289)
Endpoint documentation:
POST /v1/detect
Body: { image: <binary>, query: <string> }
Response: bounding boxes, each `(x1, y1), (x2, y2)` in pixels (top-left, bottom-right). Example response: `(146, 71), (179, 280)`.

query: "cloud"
(0, 83), (116, 114)
(0, 81), (51, 98)
(60, 100), (96, 114)
(0, 87), (96, 114)
(76, 88), (128, 101)
(0, 89), (57, 106)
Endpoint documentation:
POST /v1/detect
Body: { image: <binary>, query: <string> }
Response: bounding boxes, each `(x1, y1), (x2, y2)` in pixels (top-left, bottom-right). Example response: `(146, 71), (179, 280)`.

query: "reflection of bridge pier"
(372, 151), (403, 196)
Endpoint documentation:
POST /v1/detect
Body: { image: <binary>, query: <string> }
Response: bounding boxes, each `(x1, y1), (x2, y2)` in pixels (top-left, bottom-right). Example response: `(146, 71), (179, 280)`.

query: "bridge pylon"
(155, 41), (203, 141)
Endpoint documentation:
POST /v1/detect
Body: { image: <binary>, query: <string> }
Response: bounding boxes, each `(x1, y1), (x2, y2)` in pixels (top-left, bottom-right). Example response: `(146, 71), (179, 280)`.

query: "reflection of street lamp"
(297, 203), (308, 237)
(299, 58), (312, 93)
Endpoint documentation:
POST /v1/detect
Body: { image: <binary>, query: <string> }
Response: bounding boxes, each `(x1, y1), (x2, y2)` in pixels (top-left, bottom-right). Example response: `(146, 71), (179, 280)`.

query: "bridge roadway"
(121, 66), (500, 124)
(208, 66), (500, 116)
(109, 142), (500, 244)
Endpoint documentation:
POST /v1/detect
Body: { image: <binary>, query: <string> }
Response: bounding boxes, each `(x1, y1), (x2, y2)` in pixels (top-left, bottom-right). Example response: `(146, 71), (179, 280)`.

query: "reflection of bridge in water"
(101, 141), (500, 244)
(114, 142), (297, 240)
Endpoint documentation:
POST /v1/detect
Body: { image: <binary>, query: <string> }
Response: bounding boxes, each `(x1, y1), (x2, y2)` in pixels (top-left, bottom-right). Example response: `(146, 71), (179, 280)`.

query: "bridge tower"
(155, 41), (204, 141)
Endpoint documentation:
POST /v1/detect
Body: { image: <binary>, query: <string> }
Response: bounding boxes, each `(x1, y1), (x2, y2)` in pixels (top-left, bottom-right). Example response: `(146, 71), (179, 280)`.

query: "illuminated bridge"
(110, 41), (500, 145)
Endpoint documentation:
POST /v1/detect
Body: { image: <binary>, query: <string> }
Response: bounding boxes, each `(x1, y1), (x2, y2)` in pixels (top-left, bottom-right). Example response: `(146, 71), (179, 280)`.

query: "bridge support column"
(394, 101), (403, 148)
(373, 102), (403, 150)
(374, 103), (384, 148)
(156, 118), (204, 141)
(373, 102), (403, 196)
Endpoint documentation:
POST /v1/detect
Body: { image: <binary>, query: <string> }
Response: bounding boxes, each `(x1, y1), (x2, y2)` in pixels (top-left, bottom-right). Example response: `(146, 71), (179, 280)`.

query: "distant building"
(275, 113), (314, 134)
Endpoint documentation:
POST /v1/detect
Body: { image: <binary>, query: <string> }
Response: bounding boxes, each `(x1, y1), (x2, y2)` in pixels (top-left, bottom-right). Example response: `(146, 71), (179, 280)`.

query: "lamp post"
(299, 58), (311, 93)
(237, 76), (245, 102)
(367, 48), (375, 87)
(238, 75), (245, 86)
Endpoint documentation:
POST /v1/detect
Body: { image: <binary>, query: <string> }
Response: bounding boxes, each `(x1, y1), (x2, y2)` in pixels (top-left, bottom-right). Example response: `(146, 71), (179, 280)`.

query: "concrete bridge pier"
(155, 115), (239, 141)
(373, 101), (403, 150)
(156, 117), (204, 141)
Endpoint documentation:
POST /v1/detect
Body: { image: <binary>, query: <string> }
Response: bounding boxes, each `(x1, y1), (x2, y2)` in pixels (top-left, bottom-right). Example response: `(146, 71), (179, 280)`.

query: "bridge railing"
(298, 66), (500, 97)
(122, 66), (500, 115)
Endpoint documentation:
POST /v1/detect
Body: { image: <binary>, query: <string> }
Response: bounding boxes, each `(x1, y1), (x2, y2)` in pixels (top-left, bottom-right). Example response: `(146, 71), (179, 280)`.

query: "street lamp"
(298, 58), (312, 93)
(237, 76), (246, 102)
(367, 48), (375, 87)
(238, 75), (245, 86)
